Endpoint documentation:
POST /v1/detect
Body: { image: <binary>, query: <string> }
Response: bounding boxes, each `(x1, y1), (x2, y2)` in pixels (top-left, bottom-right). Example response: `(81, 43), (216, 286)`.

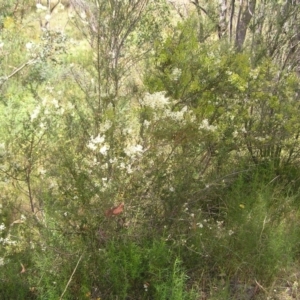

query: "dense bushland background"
(1, 0), (300, 299)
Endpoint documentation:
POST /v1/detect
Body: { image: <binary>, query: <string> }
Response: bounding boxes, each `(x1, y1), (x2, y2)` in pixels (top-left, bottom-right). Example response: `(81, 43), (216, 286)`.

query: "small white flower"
(39, 122), (46, 129)
(63, 212), (68, 217)
(67, 102), (75, 110)
(87, 134), (105, 150)
(143, 120), (150, 128)
(229, 230), (234, 236)
(45, 14), (51, 21)
(216, 221), (224, 228)
(0, 42), (4, 49)
(101, 163), (108, 169)
(109, 157), (117, 164)
(124, 144), (144, 157)
(143, 283), (149, 292)
(249, 68), (259, 80)
(171, 67), (182, 81)
(87, 142), (97, 151)
(26, 42), (34, 50)
(233, 130), (238, 138)
(36, 3), (47, 10)
(92, 134), (105, 144)
(134, 144), (143, 152)
(99, 144), (109, 155)
(58, 107), (65, 115)
(52, 98), (59, 108)
(80, 12), (87, 19)
(3, 236), (16, 245)
(30, 106), (40, 121)
(100, 120), (112, 132)
(39, 168), (47, 175)
(142, 92), (169, 109)
(126, 165), (133, 174)
(199, 119), (216, 131)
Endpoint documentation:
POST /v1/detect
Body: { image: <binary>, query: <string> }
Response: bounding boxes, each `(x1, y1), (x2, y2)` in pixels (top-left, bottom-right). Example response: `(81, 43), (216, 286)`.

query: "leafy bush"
(2, 2), (300, 299)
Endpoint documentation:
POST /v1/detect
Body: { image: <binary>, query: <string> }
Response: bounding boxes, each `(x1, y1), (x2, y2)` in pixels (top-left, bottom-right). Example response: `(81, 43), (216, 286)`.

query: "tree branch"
(0, 58), (37, 88)
(59, 253), (83, 300)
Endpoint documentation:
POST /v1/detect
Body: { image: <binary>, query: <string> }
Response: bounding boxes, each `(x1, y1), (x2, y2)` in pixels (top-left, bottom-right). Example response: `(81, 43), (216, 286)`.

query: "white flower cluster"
(124, 144), (144, 157)
(164, 105), (188, 122)
(171, 67), (182, 81)
(143, 119), (151, 128)
(249, 67), (260, 80)
(100, 120), (112, 133)
(199, 119), (217, 131)
(89, 134), (105, 146)
(233, 130), (239, 138)
(50, 98), (65, 115)
(0, 223), (16, 246)
(30, 105), (41, 121)
(141, 92), (195, 124)
(87, 134), (110, 155)
(26, 42), (35, 51)
(141, 92), (169, 109)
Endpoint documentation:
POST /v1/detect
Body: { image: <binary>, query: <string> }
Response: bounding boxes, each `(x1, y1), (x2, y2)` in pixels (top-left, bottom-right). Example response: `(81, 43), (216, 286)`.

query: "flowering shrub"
(1, 3), (300, 299)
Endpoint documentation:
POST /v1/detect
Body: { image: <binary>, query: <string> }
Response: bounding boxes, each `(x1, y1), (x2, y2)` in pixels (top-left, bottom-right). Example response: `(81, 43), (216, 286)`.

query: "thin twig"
(255, 279), (268, 293)
(59, 253), (83, 300)
(6, 58), (37, 80)
(267, 175), (280, 186)
(0, 58), (37, 89)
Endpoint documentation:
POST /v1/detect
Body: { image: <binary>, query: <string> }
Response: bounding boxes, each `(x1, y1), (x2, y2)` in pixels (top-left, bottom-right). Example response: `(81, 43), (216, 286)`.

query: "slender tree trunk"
(235, 0), (256, 51)
(218, 0), (227, 38)
(229, 0), (235, 42)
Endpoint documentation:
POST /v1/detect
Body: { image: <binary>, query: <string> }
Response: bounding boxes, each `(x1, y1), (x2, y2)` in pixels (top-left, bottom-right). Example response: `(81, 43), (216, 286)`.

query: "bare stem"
(59, 253), (84, 300)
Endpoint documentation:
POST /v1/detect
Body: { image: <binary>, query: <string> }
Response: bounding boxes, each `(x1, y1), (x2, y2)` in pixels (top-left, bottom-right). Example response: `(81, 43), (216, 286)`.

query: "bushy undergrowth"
(2, 1), (300, 299)
(2, 168), (300, 299)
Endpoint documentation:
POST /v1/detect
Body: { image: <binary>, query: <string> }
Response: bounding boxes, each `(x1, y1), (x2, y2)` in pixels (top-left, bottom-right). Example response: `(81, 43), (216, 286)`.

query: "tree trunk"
(235, 0), (256, 51)
(218, 0), (227, 38)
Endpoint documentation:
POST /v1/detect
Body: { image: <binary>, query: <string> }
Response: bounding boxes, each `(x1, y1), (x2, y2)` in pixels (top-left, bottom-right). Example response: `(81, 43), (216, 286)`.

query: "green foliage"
(2, 2), (300, 300)
(0, 274), (33, 300)
(153, 259), (198, 300)
(145, 17), (300, 173)
(206, 173), (300, 283)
